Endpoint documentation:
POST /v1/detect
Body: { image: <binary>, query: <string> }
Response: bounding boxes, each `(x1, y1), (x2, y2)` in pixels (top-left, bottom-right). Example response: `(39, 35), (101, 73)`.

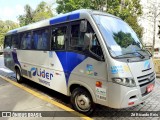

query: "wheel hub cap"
(76, 94), (91, 110)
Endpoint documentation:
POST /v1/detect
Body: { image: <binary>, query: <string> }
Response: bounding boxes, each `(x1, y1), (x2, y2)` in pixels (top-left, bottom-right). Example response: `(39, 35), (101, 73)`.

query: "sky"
(0, 0), (56, 23)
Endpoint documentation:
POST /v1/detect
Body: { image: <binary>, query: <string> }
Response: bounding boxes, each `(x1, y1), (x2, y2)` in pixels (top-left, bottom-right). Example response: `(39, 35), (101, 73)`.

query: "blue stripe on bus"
(56, 52), (87, 85)
(12, 51), (21, 67)
(50, 13), (80, 25)
(69, 13), (80, 20)
(50, 16), (67, 25)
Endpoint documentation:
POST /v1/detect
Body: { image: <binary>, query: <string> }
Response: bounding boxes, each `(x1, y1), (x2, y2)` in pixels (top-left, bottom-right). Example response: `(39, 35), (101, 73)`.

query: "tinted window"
(32, 28), (49, 50)
(70, 21), (103, 57)
(11, 35), (19, 49)
(90, 34), (103, 57)
(70, 24), (84, 51)
(20, 32), (32, 49)
(4, 36), (11, 49)
(70, 22), (97, 51)
(51, 26), (66, 50)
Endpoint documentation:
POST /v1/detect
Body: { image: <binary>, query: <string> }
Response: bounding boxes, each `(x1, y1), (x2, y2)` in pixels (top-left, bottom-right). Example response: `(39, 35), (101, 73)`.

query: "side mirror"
(84, 33), (92, 49)
(80, 20), (87, 32)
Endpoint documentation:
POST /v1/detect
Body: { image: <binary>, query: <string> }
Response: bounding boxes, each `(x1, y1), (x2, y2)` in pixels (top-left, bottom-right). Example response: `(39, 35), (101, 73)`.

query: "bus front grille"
(137, 72), (155, 96)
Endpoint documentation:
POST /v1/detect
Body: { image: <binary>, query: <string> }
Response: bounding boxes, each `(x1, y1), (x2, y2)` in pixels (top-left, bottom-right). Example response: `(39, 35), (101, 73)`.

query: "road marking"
(0, 68), (13, 73)
(0, 75), (93, 120)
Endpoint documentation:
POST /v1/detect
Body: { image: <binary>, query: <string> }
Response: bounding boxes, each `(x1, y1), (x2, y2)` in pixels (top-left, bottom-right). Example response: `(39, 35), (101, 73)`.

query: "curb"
(0, 75), (93, 120)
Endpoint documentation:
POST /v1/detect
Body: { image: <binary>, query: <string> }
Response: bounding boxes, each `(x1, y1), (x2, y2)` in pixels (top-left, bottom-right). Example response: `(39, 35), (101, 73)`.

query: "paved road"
(0, 56), (160, 119)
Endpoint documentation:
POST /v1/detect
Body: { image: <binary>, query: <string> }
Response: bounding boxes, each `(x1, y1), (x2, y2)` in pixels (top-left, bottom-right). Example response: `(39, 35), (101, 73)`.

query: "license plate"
(146, 84), (154, 93)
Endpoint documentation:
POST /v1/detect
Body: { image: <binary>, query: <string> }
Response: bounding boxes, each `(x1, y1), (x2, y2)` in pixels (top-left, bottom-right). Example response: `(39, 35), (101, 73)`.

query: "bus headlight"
(112, 77), (136, 87)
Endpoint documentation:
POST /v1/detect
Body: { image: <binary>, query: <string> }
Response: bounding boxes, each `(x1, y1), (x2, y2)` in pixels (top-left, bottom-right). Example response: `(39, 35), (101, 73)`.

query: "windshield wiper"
(136, 49), (152, 57)
(115, 51), (145, 59)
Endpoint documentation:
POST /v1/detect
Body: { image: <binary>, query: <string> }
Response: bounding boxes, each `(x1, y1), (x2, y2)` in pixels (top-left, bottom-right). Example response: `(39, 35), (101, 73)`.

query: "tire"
(70, 87), (95, 115)
(16, 68), (23, 83)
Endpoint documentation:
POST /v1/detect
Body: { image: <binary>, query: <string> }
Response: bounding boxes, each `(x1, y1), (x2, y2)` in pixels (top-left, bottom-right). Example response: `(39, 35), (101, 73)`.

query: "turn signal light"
(128, 102), (134, 105)
(96, 81), (102, 87)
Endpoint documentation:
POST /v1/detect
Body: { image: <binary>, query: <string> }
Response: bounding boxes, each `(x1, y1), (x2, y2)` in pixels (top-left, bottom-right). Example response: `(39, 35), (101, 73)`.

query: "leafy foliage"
(18, 1), (53, 26)
(56, 0), (143, 38)
(18, 5), (34, 26)
(33, 1), (53, 22)
(0, 20), (19, 47)
(113, 31), (134, 48)
(106, 0), (143, 39)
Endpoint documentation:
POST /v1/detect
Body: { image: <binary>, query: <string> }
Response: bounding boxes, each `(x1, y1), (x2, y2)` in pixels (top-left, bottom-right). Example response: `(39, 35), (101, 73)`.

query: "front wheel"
(16, 68), (23, 83)
(70, 87), (95, 115)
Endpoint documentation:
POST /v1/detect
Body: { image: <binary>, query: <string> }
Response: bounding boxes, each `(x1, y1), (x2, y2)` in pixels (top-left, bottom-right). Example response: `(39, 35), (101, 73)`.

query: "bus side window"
(70, 21), (104, 58)
(20, 32), (31, 49)
(11, 34), (19, 49)
(87, 23), (104, 58)
(70, 23), (84, 51)
(90, 34), (103, 57)
(51, 26), (66, 50)
(4, 36), (11, 49)
(32, 28), (49, 50)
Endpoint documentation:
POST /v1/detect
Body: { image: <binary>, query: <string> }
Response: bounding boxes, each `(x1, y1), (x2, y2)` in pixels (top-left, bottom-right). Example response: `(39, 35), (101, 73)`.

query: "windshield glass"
(93, 15), (148, 58)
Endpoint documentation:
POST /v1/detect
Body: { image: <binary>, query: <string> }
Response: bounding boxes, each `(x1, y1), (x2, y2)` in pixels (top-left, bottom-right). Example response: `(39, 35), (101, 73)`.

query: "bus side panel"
(4, 48), (16, 71)
(67, 56), (108, 105)
(17, 50), (68, 95)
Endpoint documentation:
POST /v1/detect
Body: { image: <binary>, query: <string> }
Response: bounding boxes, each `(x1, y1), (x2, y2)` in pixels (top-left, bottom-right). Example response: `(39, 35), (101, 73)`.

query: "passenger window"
(4, 36), (11, 49)
(11, 35), (19, 49)
(90, 34), (103, 57)
(20, 32), (32, 49)
(32, 28), (49, 50)
(70, 21), (103, 58)
(51, 26), (66, 50)
(70, 24), (84, 51)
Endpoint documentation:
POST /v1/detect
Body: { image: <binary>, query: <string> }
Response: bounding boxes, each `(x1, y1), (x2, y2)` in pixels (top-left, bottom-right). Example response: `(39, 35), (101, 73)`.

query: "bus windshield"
(93, 15), (148, 58)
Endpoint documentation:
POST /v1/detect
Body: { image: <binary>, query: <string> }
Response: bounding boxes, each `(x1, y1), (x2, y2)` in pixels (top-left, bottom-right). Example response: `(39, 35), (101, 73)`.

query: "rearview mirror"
(80, 20), (87, 32)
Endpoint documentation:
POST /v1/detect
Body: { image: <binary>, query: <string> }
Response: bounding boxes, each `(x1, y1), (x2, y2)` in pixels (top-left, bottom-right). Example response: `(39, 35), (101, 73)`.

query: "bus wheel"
(71, 87), (95, 115)
(16, 68), (23, 83)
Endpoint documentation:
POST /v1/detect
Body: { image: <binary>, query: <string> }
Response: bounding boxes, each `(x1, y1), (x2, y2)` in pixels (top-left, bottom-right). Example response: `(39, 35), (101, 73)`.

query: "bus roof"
(6, 9), (120, 35)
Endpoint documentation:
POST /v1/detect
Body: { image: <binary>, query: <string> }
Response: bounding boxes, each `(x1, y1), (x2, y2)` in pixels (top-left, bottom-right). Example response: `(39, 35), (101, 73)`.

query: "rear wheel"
(70, 87), (95, 115)
(16, 68), (23, 83)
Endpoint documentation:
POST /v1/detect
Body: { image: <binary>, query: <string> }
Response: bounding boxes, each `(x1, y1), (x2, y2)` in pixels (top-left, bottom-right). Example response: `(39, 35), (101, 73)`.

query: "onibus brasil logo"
(30, 67), (53, 80)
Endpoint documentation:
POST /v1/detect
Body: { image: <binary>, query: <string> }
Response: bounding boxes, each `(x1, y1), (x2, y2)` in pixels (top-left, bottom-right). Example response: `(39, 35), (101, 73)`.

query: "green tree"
(56, 0), (143, 38)
(0, 20), (6, 48)
(0, 20), (19, 48)
(18, 1), (54, 26)
(106, 0), (143, 39)
(33, 1), (53, 22)
(18, 4), (34, 26)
